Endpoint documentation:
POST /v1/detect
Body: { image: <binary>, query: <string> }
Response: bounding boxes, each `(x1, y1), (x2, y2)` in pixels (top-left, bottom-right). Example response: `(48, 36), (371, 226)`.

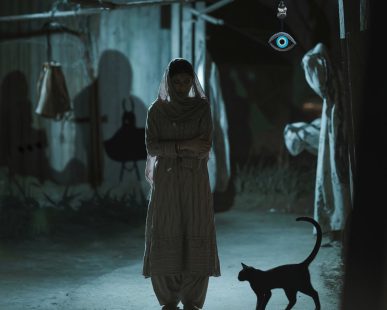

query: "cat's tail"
(296, 217), (322, 266)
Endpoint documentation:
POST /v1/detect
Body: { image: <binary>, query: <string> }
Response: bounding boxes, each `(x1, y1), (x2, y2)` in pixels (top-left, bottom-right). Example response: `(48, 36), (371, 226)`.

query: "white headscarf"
(155, 58), (209, 122)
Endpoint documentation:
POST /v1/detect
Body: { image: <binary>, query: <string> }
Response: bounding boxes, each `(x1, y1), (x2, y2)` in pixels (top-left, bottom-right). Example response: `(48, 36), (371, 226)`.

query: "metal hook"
(45, 25), (53, 62)
(43, 2), (61, 62)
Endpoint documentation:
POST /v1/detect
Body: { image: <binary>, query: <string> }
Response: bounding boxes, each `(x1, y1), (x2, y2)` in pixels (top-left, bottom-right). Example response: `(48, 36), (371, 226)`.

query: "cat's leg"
(255, 295), (261, 310)
(283, 289), (297, 310)
(255, 293), (265, 310)
(261, 291), (272, 309)
(300, 287), (320, 310)
(255, 291), (271, 310)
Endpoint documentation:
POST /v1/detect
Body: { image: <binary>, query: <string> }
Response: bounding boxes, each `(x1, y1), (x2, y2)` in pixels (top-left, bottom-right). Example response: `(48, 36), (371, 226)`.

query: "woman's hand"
(179, 134), (211, 153)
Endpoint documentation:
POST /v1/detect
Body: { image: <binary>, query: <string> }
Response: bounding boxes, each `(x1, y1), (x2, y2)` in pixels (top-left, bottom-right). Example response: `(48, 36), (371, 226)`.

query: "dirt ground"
(0, 207), (343, 310)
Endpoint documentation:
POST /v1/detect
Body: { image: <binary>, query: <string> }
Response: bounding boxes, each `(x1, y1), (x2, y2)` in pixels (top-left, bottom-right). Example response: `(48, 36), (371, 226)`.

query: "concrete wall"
(0, 3), (174, 204)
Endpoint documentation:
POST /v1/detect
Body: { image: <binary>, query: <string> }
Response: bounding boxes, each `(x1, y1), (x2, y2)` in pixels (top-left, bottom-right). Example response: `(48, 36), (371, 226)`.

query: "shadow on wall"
(0, 52), (148, 189)
(0, 71), (51, 183)
(73, 49), (147, 188)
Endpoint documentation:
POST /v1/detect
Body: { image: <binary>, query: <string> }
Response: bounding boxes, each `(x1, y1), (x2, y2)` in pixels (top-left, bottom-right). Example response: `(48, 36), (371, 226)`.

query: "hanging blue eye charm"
(269, 1), (296, 52)
(268, 32), (296, 52)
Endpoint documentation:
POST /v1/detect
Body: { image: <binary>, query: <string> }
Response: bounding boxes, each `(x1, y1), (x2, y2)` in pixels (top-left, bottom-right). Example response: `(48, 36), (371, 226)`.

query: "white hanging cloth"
(302, 43), (351, 233)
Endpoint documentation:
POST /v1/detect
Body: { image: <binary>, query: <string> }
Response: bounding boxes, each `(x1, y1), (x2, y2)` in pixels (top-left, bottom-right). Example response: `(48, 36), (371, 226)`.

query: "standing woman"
(143, 58), (221, 310)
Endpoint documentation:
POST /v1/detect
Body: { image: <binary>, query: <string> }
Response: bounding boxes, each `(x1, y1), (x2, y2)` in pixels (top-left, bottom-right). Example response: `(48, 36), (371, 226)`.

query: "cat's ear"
(241, 262), (248, 269)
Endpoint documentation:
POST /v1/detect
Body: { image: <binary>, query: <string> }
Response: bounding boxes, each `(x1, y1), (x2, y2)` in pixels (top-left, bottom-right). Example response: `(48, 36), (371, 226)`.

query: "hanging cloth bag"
(35, 62), (71, 119)
(35, 22), (71, 119)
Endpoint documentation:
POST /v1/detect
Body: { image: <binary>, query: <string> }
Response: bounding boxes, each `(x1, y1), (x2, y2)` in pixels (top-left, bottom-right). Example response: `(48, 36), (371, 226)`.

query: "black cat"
(238, 217), (322, 310)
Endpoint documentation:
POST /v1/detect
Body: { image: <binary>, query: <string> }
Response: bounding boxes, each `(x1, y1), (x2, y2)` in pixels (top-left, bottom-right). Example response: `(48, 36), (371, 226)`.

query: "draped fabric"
(284, 118), (321, 156)
(207, 60), (231, 192)
(302, 43), (351, 233)
(142, 61), (220, 278)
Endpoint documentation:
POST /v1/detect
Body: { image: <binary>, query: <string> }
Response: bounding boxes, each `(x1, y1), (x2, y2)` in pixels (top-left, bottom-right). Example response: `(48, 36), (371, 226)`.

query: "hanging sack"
(35, 61), (71, 119)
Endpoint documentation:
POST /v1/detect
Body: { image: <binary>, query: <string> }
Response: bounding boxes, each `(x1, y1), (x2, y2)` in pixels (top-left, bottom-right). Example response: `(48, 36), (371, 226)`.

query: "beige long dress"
(142, 99), (221, 278)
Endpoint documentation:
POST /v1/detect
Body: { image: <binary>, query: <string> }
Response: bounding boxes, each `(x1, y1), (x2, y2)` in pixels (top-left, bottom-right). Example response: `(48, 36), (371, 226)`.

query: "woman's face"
(171, 73), (193, 97)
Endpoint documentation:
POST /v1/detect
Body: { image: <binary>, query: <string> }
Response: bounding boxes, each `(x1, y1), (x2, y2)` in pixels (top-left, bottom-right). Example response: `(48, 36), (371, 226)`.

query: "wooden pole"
(341, 0), (386, 307)
(0, 0), (198, 23)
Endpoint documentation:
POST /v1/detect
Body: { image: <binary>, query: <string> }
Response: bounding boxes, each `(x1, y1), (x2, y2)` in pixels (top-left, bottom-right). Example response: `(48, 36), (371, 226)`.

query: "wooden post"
(171, 3), (182, 58)
(341, 1), (387, 307)
(337, 0), (367, 200)
(194, 1), (206, 90)
(359, 0), (369, 31)
(182, 2), (193, 62)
